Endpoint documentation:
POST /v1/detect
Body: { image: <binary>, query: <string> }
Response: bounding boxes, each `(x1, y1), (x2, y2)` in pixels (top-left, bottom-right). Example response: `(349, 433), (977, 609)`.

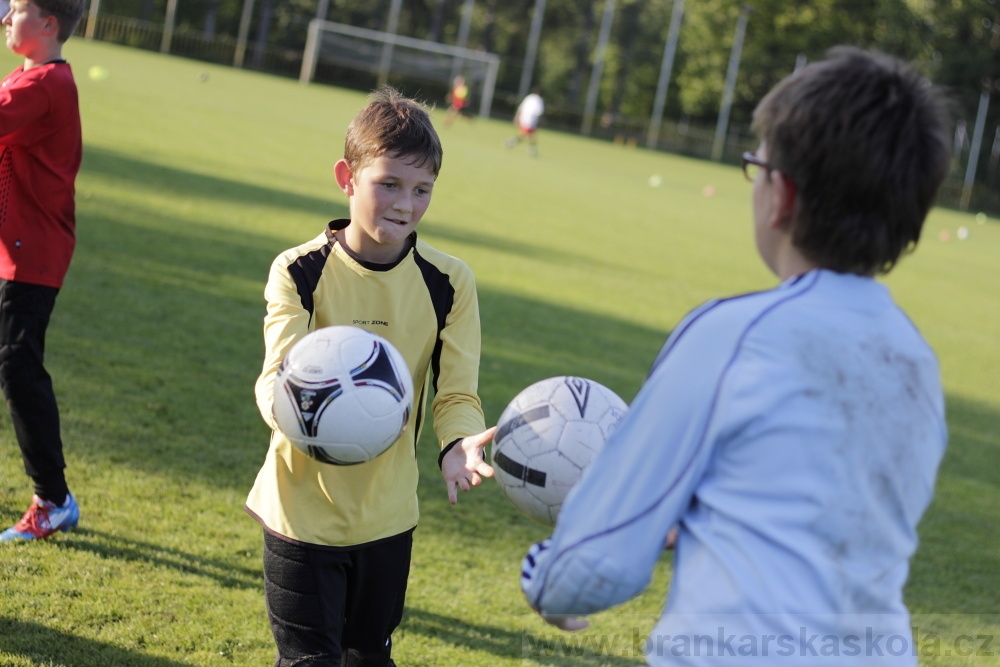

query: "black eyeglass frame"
(741, 151), (771, 182)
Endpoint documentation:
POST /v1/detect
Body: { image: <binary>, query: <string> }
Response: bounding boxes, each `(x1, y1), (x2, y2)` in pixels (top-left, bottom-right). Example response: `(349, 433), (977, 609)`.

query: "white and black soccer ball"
(273, 326), (413, 465)
(492, 376), (628, 526)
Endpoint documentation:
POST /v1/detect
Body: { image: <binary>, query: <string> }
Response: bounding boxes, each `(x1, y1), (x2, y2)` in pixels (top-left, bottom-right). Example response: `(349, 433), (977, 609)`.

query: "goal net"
(300, 19), (500, 119)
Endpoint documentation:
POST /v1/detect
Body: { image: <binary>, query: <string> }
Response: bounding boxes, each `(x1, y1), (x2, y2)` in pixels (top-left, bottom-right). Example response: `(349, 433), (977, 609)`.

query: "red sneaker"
(0, 493), (80, 542)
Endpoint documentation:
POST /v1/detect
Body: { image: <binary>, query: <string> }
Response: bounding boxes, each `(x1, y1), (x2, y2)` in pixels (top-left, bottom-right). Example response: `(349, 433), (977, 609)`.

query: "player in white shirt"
(506, 88), (545, 156)
(520, 47), (952, 666)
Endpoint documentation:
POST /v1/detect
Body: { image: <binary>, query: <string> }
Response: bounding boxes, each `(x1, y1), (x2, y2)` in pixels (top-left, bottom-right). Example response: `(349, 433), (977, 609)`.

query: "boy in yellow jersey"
(246, 87), (495, 667)
(444, 75), (470, 126)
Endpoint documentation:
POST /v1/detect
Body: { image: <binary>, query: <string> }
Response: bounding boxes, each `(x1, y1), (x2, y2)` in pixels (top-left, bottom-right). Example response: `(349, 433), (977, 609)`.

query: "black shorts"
(262, 528), (413, 667)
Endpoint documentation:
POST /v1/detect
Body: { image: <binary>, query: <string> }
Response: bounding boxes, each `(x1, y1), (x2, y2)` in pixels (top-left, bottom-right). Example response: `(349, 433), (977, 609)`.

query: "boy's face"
(334, 153), (435, 264)
(4, 0), (56, 58)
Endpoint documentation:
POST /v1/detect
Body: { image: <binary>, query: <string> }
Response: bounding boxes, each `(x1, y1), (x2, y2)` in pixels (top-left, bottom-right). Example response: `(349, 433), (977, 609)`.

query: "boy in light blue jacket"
(521, 47), (951, 667)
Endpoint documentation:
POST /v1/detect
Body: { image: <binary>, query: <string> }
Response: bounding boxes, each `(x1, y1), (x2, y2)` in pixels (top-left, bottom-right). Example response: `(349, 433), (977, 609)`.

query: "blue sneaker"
(0, 493), (79, 542)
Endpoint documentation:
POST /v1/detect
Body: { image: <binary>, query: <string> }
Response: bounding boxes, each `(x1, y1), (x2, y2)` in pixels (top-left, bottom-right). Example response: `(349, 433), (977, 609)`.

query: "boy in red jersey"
(0, 0), (85, 542)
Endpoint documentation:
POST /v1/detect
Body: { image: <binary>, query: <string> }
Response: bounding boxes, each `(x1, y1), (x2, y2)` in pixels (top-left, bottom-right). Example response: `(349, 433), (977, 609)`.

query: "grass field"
(0, 40), (997, 666)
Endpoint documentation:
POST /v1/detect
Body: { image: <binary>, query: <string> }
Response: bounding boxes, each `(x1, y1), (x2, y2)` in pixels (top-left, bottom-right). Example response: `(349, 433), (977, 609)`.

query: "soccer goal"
(300, 19), (500, 119)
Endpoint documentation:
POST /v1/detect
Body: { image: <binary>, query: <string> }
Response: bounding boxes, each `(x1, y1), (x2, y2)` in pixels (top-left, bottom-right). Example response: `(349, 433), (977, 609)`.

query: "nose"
(392, 190), (412, 214)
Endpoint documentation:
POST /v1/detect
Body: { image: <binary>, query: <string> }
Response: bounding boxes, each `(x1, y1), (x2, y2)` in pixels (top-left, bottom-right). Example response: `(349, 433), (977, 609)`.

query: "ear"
(333, 159), (354, 196)
(770, 171), (797, 230)
(41, 13), (59, 37)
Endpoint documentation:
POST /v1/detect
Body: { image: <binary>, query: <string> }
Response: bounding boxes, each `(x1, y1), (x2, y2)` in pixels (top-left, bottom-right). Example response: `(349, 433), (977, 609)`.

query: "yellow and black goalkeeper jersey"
(246, 220), (486, 547)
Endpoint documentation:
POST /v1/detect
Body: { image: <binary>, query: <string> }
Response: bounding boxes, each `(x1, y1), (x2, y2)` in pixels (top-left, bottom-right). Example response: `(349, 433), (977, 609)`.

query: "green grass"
(0, 40), (997, 666)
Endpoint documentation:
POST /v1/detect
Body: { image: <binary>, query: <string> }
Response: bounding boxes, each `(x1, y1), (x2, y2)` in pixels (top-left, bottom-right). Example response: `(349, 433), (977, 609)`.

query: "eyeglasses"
(741, 151), (771, 182)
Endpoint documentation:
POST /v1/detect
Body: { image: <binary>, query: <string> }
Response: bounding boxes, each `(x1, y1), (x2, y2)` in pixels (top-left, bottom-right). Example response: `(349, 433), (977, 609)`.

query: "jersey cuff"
(438, 438), (462, 468)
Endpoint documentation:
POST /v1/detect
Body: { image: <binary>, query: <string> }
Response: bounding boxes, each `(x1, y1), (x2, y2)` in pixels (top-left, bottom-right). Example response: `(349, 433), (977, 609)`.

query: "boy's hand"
(442, 426), (496, 504)
(665, 526), (678, 549)
(541, 614), (590, 631)
(521, 540), (590, 632)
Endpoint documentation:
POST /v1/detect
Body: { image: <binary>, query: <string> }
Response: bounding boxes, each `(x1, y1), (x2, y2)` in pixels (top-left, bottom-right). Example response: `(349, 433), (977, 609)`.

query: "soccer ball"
(492, 376), (628, 526)
(273, 326), (413, 465)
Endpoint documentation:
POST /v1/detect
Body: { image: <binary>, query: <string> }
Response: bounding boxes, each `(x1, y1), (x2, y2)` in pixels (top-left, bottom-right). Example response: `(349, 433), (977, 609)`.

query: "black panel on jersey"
(412, 246), (455, 396)
(411, 385), (426, 454)
(287, 243), (332, 319)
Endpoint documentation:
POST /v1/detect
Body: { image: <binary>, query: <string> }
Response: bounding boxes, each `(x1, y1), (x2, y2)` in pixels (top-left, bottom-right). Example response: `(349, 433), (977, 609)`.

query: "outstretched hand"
(521, 540), (589, 632)
(441, 426), (497, 504)
(665, 526), (678, 549)
(542, 615), (590, 631)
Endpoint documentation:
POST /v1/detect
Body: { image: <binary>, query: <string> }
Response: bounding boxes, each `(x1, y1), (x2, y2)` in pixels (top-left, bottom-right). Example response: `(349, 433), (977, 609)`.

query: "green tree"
(922, 0), (1000, 117)
(674, 0), (926, 124)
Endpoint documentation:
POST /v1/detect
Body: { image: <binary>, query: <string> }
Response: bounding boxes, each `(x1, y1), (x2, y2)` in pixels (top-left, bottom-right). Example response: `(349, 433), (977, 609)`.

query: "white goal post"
(300, 19), (500, 119)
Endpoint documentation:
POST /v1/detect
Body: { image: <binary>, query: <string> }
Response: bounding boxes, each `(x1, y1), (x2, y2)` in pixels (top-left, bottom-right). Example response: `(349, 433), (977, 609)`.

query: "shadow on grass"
(401, 606), (646, 666)
(82, 145), (338, 221)
(57, 528), (260, 591)
(0, 617), (189, 667)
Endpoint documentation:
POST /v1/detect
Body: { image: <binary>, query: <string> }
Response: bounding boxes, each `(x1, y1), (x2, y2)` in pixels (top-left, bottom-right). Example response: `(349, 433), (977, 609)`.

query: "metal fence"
(80, 13), (303, 76)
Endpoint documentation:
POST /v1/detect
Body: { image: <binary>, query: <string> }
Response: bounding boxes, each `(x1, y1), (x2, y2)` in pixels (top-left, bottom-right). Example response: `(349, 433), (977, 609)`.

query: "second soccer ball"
(492, 376), (628, 526)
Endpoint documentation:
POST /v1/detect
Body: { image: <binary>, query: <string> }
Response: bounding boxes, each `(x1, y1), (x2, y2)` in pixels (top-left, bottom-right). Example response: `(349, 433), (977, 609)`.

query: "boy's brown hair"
(752, 47), (951, 276)
(343, 86), (443, 177)
(34, 0), (87, 43)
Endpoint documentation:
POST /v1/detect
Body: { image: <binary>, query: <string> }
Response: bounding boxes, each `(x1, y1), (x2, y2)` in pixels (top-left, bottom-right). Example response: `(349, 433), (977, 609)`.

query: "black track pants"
(263, 529), (412, 667)
(0, 279), (67, 502)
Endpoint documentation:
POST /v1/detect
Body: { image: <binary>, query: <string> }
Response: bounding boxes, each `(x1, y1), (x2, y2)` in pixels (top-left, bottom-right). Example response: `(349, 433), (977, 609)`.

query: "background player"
(444, 74), (471, 126)
(506, 87), (544, 156)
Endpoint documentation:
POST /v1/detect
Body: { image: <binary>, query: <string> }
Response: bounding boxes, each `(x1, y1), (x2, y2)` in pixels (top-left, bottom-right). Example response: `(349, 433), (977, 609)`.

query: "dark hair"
(752, 47), (951, 275)
(343, 86), (443, 177)
(34, 0), (86, 43)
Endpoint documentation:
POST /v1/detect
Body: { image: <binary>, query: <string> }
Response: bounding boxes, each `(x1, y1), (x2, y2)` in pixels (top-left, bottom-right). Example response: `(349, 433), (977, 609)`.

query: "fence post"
(315, 0), (329, 21)
(711, 4), (751, 162)
(300, 18), (320, 84)
(517, 0), (546, 100)
(961, 91), (990, 211)
(160, 0), (178, 54)
(85, 0), (100, 39)
(646, 0), (684, 149)
(235, 0), (255, 67)
(581, 0), (616, 136)
(450, 0), (475, 80)
(377, 0), (403, 86)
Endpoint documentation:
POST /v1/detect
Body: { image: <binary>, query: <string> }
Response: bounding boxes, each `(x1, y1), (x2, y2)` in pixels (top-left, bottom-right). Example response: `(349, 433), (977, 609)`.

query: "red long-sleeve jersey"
(0, 61), (82, 288)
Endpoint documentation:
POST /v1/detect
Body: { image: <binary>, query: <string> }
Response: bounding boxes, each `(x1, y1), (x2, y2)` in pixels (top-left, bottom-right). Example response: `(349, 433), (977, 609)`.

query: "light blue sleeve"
(521, 299), (743, 616)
